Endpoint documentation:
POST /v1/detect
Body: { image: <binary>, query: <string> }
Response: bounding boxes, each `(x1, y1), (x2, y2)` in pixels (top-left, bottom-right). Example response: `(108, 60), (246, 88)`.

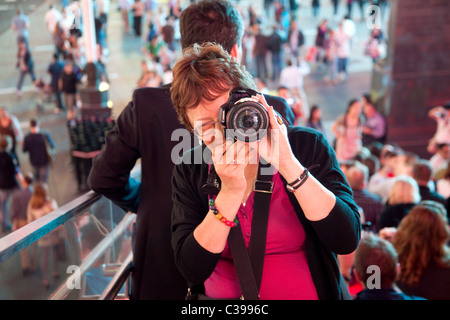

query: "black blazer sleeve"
(87, 93), (142, 213)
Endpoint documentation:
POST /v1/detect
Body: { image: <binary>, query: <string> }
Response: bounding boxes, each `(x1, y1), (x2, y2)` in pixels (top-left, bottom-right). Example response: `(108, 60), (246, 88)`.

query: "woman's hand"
(207, 125), (255, 195)
(248, 94), (300, 178)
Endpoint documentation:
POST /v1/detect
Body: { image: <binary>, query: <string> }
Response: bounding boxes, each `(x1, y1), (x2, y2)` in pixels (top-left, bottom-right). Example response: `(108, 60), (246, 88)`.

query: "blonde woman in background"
(27, 183), (62, 289)
(377, 175), (421, 231)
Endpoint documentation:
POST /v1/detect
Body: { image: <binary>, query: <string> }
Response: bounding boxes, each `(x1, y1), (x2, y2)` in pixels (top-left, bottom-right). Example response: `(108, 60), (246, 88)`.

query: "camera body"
(218, 87), (269, 142)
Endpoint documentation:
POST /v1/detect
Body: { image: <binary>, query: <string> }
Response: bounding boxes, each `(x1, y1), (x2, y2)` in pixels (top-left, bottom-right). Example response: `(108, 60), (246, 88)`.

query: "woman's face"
(313, 108), (321, 119)
(349, 101), (362, 116)
(186, 91), (230, 146)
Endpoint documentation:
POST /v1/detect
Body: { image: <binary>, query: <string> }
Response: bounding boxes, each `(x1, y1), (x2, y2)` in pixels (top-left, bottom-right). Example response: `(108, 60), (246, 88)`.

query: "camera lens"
(238, 111), (258, 129)
(226, 99), (269, 142)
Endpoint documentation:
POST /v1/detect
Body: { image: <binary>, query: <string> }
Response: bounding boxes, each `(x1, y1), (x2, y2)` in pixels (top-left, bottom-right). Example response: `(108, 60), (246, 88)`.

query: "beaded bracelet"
(209, 198), (239, 227)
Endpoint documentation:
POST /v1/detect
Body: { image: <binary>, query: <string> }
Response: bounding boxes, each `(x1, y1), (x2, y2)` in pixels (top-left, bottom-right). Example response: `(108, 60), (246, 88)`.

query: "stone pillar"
(372, 0), (450, 157)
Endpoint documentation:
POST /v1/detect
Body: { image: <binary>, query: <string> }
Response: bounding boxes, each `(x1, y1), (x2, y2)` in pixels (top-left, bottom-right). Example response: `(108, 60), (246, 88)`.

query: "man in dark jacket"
(88, 0), (295, 300)
(0, 136), (23, 233)
(47, 53), (64, 113)
(23, 118), (55, 183)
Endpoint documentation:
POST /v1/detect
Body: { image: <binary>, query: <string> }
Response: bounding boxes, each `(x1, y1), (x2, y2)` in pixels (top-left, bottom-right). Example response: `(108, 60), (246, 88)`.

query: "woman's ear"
(229, 43), (242, 63)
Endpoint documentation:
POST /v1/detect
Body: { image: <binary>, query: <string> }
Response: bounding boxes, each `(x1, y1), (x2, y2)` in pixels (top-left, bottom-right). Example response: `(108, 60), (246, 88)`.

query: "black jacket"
(88, 85), (295, 299)
(171, 126), (361, 299)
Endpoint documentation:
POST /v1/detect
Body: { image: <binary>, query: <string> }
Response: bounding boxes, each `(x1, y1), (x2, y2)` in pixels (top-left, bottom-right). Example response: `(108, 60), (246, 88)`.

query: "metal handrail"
(0, 191), (101, 263)
(0, 164), (141, 300)
(99, 251), (133, 300)
(50, 212), (136, 300)
(0, 164), (141, 263)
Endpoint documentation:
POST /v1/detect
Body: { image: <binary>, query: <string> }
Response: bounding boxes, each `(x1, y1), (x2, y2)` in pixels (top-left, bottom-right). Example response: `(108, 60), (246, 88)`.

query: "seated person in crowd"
(393, 201), (450, 300)
(345, 161), (384, 230)
(378, 175), (421, 230)
(429, 143), (450, 178)
(353, 233), (425, 300)
(412, 159), (446, 207)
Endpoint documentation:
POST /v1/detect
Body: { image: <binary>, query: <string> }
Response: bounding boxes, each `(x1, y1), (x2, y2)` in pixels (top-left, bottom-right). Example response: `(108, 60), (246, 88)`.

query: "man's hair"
(346, 161), (369, 191)
(412, 159), (432, 183)
(354, 233), (398, 288)
(179, 0), (244, 53)
(30, 118), (38, 128)
(170, 42), (256, 131)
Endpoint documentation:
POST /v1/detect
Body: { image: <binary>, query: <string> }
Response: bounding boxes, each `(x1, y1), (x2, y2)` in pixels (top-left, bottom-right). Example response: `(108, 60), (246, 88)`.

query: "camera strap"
(228, 160), (274, 300)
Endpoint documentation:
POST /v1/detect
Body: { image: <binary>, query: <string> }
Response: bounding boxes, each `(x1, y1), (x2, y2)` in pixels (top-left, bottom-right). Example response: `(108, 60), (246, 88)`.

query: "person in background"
(286, 19), (304, 59)
(314, 19), (328, 68)
(118, 0), (131, 33)
(361, 93), (386, 146)
(23, 118), (55, 184)
(279, 57), (310, 119)
(16, 40), (36, 97)
(276, 86), (304, 126)
(252, 24), (269, 81)
(11, 8), (30, 49)
(412, 159), (446, 207)
(334, 21), (352, 81)
(306, 105), (327, 138)
(27, 183), (61, 289)
(131, 0), (146, 37)
(370, 151), (419, 203)
(332, 99), (363, 161)
(0, 136), (25, 233)
(323, 29), (339, 84)
(427, 101), (450, 155)
(345, 161), (384, 230)
(47, 53), (65, 114)
(0, 106), (24, 162)
(378, 175), (421, 230)
(436, 162), (450, 199)
(353, 233), (426, 300)
(10, 174), (34, 274)
(267, 24), (284, 83)
(44, 4), (62, 37)
(429, 143), (450, 177)
(393, 201), (450, 300)
(59, 61), (80, 119)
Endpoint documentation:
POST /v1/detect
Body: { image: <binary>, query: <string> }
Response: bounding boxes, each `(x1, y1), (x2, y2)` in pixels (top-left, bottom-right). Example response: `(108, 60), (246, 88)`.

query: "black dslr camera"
(218, 87), (270, 142)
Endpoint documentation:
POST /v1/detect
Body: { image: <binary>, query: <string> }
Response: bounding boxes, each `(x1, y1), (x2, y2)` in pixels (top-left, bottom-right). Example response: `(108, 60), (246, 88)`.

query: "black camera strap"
(228, 160), (273, 300)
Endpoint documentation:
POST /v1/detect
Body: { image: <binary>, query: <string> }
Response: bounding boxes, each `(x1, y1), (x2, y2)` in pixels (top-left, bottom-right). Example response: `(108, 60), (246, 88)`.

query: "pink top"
(204, 172), (318, 300)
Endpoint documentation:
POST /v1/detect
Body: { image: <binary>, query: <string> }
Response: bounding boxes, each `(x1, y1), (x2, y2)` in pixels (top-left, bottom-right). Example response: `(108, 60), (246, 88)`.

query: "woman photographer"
(170, 42), (361, 300)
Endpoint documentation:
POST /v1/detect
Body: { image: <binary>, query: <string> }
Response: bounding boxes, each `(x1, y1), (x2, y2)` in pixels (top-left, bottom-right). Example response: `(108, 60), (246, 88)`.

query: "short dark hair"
(413, 159), (432, 182)
(362, 93), (372, 105)
(180, 0), (244, 53)
(354, 233), (398, 289)
(30, 118), (38, 128)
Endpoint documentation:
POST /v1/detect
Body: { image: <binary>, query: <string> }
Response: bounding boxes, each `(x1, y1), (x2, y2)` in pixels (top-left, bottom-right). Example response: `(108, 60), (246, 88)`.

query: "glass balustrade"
(0, 167), (140, 300)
